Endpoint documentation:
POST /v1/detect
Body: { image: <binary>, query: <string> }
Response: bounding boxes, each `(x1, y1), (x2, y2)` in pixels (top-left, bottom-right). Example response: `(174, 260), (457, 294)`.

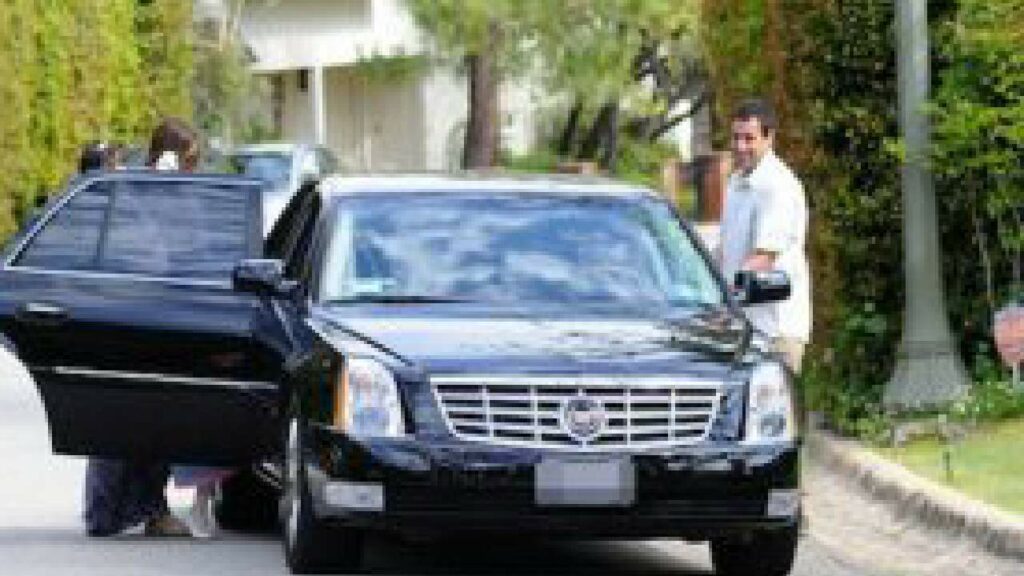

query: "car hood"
(310, 307), (760, 376)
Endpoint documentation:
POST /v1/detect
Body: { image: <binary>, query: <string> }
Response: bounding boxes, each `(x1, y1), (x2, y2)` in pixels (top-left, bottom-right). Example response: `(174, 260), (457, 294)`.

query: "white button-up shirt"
(721, 151), (811, 342)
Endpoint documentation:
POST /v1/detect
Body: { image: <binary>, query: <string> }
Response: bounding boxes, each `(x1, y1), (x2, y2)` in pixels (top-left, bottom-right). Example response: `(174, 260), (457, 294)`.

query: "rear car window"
(17, 178), (254, 280)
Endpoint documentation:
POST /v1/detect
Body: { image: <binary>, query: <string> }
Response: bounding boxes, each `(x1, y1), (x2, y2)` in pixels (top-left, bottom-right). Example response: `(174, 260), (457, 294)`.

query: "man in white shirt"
(719, 99), (812, 373)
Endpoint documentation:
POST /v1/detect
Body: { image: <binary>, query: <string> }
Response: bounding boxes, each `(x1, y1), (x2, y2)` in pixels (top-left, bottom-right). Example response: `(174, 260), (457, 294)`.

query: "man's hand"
(741, 250), (777, 272)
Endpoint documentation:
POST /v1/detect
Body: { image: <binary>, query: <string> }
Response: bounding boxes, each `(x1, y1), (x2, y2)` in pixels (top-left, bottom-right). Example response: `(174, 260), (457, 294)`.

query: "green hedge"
(0, 0), (192, 239)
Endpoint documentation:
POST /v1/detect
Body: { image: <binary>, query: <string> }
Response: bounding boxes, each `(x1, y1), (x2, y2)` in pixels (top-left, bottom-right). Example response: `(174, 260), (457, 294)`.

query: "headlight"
(334, 357), (405, 438)
(744, 362), (797, 443)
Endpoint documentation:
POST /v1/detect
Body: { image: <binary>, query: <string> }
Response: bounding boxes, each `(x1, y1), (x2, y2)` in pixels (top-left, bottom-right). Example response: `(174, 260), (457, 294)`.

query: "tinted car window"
(100, 180), (251, 279)
(16, 182), (111, 270)
(320, 193), (723, 311)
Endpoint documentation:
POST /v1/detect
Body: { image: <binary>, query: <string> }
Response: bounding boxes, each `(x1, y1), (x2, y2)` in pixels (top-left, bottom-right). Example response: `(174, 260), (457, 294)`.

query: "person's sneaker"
(187, 485), (217, 539)
(143, 512), (192, 537)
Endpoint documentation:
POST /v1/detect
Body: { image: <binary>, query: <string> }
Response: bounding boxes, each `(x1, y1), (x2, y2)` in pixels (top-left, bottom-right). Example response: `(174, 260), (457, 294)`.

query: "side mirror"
(232, 258), (299, 297)
(734, 270), (791, 305)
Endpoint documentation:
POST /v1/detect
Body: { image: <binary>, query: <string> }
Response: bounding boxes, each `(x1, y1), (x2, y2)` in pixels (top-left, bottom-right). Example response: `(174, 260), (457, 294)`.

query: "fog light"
(766, 489), (800, 518)
(323, 481), (385, 512)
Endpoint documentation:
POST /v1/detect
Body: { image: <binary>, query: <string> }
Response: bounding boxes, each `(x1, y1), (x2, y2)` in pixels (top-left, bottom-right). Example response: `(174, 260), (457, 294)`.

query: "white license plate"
(535, 457), (636, 507)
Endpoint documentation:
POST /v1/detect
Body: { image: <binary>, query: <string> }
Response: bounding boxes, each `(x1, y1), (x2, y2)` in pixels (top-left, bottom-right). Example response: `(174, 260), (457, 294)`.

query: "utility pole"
(885, 0), (969, 409)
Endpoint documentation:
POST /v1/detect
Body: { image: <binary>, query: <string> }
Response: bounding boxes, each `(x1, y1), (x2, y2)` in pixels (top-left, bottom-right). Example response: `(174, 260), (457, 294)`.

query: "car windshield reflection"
(318, 192), (723, 312)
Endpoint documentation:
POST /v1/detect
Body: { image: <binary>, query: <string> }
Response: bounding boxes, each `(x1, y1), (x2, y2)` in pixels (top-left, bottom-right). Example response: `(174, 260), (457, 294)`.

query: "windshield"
(319, 192), (724, 311)
(228, 153), (291, 186)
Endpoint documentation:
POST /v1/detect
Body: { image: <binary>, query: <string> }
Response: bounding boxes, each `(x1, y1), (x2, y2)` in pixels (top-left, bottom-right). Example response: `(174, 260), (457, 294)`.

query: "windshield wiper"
(324, 295), (473, 304)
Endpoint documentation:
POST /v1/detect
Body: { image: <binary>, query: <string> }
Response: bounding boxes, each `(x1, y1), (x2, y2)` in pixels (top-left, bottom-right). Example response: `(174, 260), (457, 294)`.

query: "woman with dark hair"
(83, 118), (216, 538)
(148, 117), (234, 538)
(81, 126), (192, 538)
(146, 117), (200, 171)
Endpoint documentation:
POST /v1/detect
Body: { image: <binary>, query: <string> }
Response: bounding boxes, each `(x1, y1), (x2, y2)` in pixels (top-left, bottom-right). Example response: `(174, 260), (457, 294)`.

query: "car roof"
(228, 142), (316, 155)
(72, 169), (265, 188)
(318, 172), (657, 200)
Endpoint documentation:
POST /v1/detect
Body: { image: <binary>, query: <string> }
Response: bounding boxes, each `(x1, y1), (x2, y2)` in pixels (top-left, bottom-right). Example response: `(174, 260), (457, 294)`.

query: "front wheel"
(710, 526), (798, 576)
(282, 418), (364, 574)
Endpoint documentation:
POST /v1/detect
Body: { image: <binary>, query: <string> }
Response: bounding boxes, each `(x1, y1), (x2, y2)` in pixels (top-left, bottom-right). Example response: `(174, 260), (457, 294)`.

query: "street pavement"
(2, 349), (1021, 576)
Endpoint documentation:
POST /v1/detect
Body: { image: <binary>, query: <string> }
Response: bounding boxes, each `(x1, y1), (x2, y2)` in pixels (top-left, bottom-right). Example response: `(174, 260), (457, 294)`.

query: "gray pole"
(884, 0), (969, 409)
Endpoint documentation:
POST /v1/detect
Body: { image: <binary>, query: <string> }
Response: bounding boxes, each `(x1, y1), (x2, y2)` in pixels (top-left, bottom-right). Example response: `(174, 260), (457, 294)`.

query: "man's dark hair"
(79, 141), (113, 174)
(733, 98), (777, 136)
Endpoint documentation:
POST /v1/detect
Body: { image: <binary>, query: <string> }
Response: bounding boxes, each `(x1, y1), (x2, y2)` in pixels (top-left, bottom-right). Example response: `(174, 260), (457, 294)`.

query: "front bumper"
(306, 426), (800, 539)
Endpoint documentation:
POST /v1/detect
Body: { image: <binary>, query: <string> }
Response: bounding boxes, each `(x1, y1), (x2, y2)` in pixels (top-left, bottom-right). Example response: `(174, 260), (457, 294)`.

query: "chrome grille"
(430, 375), (725, 451)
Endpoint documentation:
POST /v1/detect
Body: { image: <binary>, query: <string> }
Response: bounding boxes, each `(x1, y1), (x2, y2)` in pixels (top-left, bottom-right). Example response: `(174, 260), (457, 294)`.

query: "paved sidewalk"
(806, 428), (1024, 561)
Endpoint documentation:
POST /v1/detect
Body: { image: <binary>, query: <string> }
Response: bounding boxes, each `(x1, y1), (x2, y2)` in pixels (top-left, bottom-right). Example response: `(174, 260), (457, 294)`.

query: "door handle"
(15, 302), (69, 326)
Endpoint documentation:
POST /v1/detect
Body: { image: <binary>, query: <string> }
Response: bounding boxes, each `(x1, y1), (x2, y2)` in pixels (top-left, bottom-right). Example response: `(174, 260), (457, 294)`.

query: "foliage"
(931, 0), (1024, 348)
(499, 150), (561, 174)
(614, 137), (681, 190)
(192, 1), (269, 145)
(703, 0), (1024, 432)
(949, 377), (1024, 423)
(351, 54), (430, 84)
(407, 0), (705, 171)
(0, 0), (193, 240)
(799, 303), (892, 438)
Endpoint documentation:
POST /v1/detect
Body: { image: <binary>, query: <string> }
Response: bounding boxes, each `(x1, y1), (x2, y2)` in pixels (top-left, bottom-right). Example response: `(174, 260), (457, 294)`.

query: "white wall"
(421, 67), (469, 171)
(273, 66), (428, 171)
(242, 0), (544, 171)
(242, 0), (424, 72)
(280, 71), (316, 145)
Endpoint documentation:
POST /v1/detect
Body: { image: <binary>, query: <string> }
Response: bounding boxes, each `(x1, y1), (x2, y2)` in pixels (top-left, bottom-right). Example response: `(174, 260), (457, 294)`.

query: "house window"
(298, 69), (309, 93)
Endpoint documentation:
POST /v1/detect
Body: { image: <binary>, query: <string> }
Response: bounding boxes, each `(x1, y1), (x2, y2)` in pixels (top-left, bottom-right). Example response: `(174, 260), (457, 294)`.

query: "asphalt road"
(1, 349), (1020, 576)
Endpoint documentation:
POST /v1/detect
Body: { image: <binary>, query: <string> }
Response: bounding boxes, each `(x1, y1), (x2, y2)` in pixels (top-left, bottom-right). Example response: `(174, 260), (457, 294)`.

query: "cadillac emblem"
(561, 395), (607, 443)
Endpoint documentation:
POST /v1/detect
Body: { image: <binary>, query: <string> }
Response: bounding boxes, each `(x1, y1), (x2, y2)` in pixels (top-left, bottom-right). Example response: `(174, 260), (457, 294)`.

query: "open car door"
(0, 173), (284, 464)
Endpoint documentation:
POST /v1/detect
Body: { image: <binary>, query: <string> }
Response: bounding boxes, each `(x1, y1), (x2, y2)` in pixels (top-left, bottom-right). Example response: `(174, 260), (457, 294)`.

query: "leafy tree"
(0, 0), (194, 240)
(406, 0), (525, 168)
(193, 0), (269, 145)
(932, 0), (1024, 336)
(407, 0), (705, 171)
(530, 0), (704, 170)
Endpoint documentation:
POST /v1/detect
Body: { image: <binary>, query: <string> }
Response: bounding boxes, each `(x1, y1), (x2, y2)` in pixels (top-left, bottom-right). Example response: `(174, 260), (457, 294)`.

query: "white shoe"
(188, 485), (217, 539)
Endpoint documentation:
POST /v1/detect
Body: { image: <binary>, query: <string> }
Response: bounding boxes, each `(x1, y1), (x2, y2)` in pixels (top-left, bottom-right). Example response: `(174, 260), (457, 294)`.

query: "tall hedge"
(0, 0), (192, 240)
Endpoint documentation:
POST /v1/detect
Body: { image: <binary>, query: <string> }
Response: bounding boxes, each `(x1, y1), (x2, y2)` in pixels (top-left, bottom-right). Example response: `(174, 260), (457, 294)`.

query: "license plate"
(535, 457), (636, 507)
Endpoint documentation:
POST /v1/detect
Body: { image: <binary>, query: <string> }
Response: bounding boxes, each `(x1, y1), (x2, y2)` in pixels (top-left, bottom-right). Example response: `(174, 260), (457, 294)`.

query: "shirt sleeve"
(752, 182), (796, 255)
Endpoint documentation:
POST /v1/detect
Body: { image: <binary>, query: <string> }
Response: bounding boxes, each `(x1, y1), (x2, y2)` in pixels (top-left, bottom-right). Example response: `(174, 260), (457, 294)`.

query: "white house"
(195, 0), (706, 171)
(195, 0), (541, 172)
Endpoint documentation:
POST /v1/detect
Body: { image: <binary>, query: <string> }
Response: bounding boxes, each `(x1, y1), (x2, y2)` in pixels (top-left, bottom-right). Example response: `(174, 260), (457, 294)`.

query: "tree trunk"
(462, 23), (500, 169)
(600, 105), (619, 172)
(579, 102), (617, 161)
(558, 102), (582, 157)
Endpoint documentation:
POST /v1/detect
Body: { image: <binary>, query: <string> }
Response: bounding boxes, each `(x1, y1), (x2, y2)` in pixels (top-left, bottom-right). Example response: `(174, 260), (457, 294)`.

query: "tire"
(710, 526), (798, 576)
(282, 418), (364, 574)
(214, 469), (279, 532)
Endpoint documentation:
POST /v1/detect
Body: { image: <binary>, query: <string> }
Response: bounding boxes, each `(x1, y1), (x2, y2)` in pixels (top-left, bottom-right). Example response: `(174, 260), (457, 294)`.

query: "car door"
(0, 173), (286, 464)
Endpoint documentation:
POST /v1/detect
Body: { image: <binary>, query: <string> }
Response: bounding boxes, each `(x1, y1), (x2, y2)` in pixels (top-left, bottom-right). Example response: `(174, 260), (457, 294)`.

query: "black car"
(0, 171), (800, 576)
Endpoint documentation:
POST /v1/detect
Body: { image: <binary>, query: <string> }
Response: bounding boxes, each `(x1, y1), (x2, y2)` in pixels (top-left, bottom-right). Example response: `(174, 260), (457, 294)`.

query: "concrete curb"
(805, 429), (1024, 560)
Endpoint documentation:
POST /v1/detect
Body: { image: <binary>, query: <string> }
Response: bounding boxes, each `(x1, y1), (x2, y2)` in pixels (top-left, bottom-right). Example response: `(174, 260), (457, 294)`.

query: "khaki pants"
(773, 337), (806, 374)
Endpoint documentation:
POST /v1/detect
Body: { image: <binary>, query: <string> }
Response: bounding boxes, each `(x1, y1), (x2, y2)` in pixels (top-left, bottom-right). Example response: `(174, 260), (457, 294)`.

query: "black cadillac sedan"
(0, 172), (799, 576)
